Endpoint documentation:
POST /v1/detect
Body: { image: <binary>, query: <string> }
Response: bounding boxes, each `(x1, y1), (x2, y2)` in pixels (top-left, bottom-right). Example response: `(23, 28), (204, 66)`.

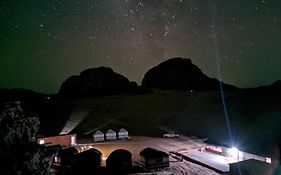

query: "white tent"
(118, 128), (128, 139)
(92, 130), (105, 142)
(106, 129), (117, 140)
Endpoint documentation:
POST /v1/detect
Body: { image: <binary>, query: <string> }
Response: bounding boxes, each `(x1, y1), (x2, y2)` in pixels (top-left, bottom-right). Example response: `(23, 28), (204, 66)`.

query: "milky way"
(1, 0), (281, 93)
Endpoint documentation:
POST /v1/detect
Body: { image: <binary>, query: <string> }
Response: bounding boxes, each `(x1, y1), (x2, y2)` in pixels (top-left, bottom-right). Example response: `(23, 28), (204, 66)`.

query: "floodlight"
(229, 147), (239, 158)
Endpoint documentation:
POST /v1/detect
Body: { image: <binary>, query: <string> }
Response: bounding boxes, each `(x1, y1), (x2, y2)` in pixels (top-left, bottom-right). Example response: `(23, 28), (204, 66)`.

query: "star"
(0, 0), (280, 93)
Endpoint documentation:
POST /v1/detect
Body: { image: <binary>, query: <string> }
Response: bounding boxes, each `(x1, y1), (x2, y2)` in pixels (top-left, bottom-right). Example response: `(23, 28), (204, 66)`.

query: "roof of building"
(106, 129), (116, 134)
(37, 133), (76, 139)
(93, 130), (104, 136)
(229, 159), (271, 175)
(107, 149), (132, 162)
(119, 128), (128, 133)
(140, 147), (169, 159)
(79, 148), (102, 157)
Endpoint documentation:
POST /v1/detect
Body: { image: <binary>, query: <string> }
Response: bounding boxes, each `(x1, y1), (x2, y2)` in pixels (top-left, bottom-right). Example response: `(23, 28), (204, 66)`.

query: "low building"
(105, 129), (117, 141)
(228, 159), (271, 175)
(37, 134), (77, 147)
(106, 149), (132, 173)
(139, 147), (169, 169)
(92, 130), (105, 142)
(72, 148), (102, 174)
(118, 128), (129, 139)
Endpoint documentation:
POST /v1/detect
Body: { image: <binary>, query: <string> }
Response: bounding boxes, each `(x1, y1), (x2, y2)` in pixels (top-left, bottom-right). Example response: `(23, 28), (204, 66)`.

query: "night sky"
(1, 0), (281, 93)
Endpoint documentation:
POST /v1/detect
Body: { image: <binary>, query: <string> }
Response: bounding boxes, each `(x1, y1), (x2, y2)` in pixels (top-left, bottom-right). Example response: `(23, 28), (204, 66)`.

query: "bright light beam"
(210, 1), (233, 144)
(210, 1), (241, 174)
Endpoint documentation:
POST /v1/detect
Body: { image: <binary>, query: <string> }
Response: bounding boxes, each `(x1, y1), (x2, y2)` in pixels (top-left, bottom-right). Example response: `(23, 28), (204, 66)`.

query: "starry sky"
(1, 0), (281, 93)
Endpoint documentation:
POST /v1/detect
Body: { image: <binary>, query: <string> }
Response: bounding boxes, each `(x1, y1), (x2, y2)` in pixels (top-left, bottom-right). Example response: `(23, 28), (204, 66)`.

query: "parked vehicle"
(163, 133), (179, 138)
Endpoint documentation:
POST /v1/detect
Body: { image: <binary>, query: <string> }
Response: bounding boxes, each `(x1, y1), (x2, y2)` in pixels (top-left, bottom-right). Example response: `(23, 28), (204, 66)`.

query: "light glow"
(229, 147), (239, 159)
(39, 139), (45, 144)
(54, 156), (61, 164)
(266, 157), (272, 164)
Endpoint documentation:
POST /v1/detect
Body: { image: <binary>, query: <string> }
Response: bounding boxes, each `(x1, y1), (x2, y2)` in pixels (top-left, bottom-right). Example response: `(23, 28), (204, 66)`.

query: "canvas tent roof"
(119, 128), (128, 133)
(93, 130), (104, 136)
(140, 147), (169, 159)
(106, 129), (116, 134)
(106, 149), (132, 168)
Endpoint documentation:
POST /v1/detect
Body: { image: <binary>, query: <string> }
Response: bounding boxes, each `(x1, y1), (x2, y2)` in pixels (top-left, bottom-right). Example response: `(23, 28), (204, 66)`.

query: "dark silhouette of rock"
(142, 57), (237, 91)
(59, 67), (139, 97)
(245, 80), (281, 94)
(256, 80), (281, 91)
(0, 88), (44, 103)
(269, 80), (281, 90)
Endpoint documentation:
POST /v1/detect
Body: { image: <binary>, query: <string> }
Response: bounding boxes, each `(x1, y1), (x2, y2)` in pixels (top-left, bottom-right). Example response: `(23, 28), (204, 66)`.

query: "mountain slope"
(59, 67), (148, 98)
(71, 89), (281, 156)
(142, 58), (237, 91)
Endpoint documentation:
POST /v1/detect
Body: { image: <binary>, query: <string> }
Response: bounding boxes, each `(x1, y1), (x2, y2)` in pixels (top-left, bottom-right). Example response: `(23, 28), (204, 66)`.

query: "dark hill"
(0, 88), (44, 103)
(253, 80), (281, 91)
(142, 58), (237, 91)
(59, 67), (148, 98)
(71, 89), (281, 158)
(2, 57), (281, 150)
(271, 80), (281, 89)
